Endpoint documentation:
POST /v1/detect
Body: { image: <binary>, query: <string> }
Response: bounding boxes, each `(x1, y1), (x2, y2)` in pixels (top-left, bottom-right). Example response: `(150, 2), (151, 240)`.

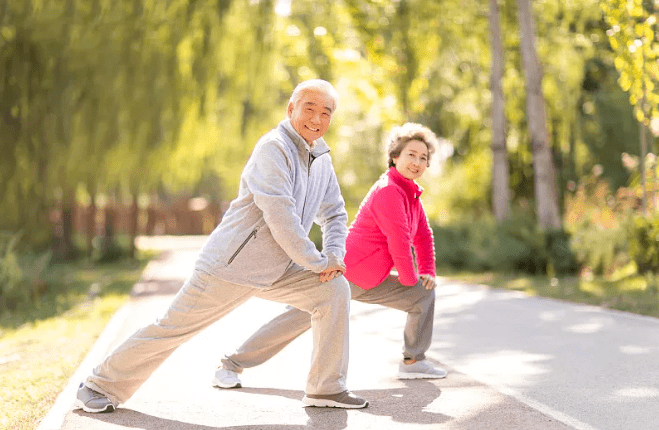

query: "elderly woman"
(214, 123), (446, 390)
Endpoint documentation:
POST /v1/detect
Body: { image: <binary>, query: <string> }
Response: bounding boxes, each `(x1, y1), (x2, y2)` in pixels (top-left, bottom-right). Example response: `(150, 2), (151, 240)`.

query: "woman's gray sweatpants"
(85, 264), (351, 406)
(221, 274), (436, 373)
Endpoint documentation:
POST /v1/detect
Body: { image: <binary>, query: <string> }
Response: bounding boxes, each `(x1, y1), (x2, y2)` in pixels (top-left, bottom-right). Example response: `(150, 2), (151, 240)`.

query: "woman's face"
(392, 139), (429, 180)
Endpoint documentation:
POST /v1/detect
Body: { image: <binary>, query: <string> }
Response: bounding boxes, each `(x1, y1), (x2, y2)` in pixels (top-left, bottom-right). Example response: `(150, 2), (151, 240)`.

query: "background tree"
(490, 0), (511, 221)
(516, 0), (561, 228)
(601, 0), (659, 213)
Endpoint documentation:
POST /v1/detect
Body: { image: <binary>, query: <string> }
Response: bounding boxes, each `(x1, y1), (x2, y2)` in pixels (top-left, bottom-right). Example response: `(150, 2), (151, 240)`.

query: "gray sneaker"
(74, 383), (115, 413)
(212, 367), (242, 388)
(397, 360), (448, 379)
(303, 390), (369, 409)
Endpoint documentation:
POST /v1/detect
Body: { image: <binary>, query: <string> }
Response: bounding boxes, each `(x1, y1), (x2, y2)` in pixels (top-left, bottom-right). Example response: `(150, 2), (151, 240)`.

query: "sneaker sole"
(302, 396), (369, 409)
(212, 377), (242, 389)
(73, 399), (115, 413)
(397, 372), (448, 380)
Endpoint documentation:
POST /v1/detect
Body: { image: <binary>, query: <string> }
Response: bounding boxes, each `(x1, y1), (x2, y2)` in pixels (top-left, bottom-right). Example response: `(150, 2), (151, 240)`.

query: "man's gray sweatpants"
(85, 264), (351, 406)
(221, 274), (435, 373)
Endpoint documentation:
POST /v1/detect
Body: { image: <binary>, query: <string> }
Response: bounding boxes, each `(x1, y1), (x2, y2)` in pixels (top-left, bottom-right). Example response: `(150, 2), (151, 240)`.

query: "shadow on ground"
(72, 381), (450, 430)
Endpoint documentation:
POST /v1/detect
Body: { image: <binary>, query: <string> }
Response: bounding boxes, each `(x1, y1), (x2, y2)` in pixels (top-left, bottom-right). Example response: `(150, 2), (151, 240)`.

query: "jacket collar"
(279, 119), (330, 160)
(386, 166), (424, 200)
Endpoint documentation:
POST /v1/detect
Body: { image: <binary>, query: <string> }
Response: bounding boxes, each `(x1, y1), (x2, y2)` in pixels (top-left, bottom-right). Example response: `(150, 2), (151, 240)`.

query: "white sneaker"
(397, 360), (448, 379)
(212, 367), (242, 388)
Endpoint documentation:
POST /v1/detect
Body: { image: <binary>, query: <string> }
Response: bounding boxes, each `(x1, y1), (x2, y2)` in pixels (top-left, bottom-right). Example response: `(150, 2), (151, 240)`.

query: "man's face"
(287, 89), (334, 144)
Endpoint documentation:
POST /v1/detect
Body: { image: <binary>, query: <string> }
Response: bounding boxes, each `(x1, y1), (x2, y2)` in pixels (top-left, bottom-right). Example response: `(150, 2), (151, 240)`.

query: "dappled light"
(613, 387), (659, 399)
(2, 0), (659, 428)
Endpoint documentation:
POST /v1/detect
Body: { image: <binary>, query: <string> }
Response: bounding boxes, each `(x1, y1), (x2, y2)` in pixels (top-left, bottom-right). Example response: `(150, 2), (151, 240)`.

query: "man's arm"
(314, 159), (349, 258)
(315, 157), (349, 282)
(247, 141), (328, 273)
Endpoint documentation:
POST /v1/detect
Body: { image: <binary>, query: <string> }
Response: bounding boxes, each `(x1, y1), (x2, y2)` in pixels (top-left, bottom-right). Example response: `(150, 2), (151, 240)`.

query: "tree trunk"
(129, 192), (139, 259)
(86, 180), (97, 258)
(489, 0), (510, 221)
(100, 190), (120, 262)
(52, 186), (78, 261)
(516, 0), (561, 229)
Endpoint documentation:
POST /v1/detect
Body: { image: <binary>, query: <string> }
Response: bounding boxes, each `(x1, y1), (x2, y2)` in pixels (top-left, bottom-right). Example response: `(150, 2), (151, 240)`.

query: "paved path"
(38, 236), (659, 430)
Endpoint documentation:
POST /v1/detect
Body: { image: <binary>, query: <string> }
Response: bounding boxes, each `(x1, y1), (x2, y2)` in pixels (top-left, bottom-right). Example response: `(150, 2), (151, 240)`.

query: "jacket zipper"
(300, 153), (314, 220)
(227, 229), (257, 265)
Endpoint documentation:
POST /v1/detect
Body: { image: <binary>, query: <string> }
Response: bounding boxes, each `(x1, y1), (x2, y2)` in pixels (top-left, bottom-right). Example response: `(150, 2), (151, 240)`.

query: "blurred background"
(2, 0), (659, 308)
(3, 1), (659, 427)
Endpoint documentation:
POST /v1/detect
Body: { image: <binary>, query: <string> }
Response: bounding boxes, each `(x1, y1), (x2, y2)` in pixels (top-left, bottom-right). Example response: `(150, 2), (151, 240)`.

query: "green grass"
(0, 255), (150, 430)
(440, 264), (659, 319)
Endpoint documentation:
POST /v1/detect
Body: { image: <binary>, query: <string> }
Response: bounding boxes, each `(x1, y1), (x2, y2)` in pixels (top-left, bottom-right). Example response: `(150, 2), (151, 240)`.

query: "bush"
(432, 214), (578, 276)
(628, 213), (659, 274)
(570, 219), (630, 276)
(545, 228), (579, 276)
(0, 231), (52, 310)
(0, 232), (27, 310)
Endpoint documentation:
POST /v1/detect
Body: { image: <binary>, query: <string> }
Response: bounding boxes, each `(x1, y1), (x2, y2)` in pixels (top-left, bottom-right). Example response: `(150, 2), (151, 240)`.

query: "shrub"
(0, 232), (28, 310)
(545, 228), (579, 276)
(432, 214), (578, 276)
(628, 213), (659, 274)
(570, 219), (630, 276)
(0, 231), (52, 310)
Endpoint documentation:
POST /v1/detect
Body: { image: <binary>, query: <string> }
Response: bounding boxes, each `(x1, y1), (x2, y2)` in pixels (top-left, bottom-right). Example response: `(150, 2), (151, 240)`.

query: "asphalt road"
(37, 236), (659, 430)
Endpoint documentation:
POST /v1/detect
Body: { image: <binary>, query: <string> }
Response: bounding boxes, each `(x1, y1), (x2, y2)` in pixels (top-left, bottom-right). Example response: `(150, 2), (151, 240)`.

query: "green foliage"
(563, 164), (644, 277)
(0, 232), (26, 310)
(628, 213), (659, 273)
(0, 0), (654, 268)
(432, 214), (578, 276)
(601, 0), (659, 125)
(570, 221), (630, 276)
(0, 232), (51, 311)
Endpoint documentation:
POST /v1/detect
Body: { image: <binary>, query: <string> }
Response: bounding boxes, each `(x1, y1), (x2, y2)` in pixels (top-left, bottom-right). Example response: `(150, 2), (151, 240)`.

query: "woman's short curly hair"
(386, 123), (438, 168)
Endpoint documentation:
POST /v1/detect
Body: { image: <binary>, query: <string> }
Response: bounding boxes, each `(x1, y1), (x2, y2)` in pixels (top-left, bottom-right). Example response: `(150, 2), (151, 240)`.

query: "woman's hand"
(419, 274), (437, 290)
(320, 254), (346, 283)
(319, 268), (343, 283)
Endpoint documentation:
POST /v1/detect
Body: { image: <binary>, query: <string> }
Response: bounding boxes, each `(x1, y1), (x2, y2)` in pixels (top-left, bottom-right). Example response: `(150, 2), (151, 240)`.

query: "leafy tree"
(601, 0), (659, 212)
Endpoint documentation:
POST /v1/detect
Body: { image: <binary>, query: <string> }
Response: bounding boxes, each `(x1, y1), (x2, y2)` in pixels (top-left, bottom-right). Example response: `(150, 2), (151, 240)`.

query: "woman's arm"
(370, 187), (418, 286)
(412, 200), (436, 277)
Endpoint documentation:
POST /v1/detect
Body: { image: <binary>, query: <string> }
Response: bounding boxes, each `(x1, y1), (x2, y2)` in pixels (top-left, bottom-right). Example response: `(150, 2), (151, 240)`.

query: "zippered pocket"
(227, 229), (257, 265)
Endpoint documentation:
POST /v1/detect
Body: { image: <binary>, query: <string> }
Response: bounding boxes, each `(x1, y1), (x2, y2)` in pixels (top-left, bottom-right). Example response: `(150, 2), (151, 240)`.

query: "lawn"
(441, 266), (659, 319)
(0, 256), (149, 430)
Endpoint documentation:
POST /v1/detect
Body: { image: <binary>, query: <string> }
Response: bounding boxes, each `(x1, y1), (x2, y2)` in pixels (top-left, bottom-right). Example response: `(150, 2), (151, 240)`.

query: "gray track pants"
(221, 274), (435, 373)
(86, 264), (351, 406)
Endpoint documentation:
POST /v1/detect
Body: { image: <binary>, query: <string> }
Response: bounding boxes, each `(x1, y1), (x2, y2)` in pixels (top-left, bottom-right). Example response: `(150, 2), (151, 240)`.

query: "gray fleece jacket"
(195, 118), (348, 288)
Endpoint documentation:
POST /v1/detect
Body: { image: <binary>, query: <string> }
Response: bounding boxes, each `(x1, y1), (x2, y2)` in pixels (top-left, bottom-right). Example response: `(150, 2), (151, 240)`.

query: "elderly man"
(75, 79), (369, 413)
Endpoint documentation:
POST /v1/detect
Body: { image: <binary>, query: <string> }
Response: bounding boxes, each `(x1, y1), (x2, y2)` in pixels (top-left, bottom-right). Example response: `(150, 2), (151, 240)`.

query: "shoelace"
(88, 388), (108, 400)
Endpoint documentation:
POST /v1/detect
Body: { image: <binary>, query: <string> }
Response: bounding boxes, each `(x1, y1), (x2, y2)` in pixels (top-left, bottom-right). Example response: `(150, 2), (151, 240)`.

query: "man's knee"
(323, 275), (351, 304)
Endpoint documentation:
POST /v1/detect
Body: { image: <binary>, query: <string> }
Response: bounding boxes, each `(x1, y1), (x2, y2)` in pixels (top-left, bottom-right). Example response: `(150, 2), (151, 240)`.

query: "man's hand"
(320, 254), (345, 283)
(419, 274), (437, 290)
(319, 267), (344, 283)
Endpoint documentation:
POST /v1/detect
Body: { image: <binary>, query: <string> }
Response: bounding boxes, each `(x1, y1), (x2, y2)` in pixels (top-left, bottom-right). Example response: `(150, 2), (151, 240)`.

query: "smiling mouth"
(306, 125), (320, 132)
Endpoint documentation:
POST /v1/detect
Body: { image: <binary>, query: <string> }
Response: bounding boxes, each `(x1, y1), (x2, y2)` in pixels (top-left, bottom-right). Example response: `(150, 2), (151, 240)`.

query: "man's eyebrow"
(304, 101), (333, 114)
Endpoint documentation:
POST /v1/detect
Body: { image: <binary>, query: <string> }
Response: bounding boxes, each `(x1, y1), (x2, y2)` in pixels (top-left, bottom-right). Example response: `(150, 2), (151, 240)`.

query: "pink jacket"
(344, 167), (436, 289)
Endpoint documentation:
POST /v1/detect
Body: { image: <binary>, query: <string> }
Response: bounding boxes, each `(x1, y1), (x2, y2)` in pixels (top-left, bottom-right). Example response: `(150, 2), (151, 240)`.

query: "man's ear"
(287, 102), (294, 117)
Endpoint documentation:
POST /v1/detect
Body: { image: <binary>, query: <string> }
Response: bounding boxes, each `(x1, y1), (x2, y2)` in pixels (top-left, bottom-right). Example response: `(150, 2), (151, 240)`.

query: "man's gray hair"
(289, 79), (339, 112)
